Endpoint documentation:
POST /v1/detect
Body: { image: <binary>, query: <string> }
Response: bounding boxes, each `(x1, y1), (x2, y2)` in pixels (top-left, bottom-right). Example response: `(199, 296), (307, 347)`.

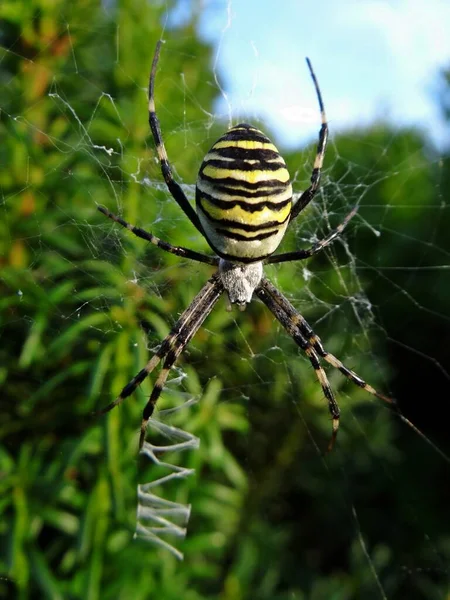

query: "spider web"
(1, 1), (450, 597)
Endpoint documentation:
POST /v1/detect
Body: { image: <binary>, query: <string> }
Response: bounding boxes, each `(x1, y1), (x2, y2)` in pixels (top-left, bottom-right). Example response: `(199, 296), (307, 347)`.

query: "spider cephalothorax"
(98, 40), (392, 451)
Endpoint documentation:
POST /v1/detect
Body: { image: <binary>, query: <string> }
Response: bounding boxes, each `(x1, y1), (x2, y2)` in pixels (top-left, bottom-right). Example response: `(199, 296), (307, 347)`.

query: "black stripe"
(197, 190), (291, 213)
(165, 349), (177, 365)
(311, 336), (326, 355)
(201, 212), (288, 232)
(143, 396), (157, 419)
(121, 368), (148, 398)
(201, 158), (286, 172)
(211, 146), (281, 161)
(338, 365), (365, 387)
(216, 228), (278, 242)
(221, 129), (271, 144)
(322, 385), (335, 404)
(308, 353), (321, 369)
(199, 172), (288, 191)
(198, 182), (288, 198)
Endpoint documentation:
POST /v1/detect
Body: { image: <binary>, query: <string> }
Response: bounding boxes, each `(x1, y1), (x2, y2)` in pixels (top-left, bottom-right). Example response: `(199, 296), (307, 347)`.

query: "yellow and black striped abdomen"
(196, 123), (292, 262)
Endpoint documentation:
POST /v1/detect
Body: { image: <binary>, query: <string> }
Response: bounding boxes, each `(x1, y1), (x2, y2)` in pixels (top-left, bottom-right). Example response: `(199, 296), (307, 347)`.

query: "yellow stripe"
(212, 140), (279, 152)
(202, 165), (290, 184)
(200, 197), (291, 226)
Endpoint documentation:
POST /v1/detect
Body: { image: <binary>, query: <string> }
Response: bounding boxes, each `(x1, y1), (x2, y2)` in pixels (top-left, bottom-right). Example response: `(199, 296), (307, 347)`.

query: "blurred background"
(1, 1), (449, 598)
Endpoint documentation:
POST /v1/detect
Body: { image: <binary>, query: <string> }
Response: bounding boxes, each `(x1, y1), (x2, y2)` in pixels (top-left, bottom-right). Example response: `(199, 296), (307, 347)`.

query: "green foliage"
(1, 1), (450, 599)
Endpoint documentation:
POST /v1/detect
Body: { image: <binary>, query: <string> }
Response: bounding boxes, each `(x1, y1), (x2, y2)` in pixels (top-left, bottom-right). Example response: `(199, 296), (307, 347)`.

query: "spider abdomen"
(196, 123), (292, 262)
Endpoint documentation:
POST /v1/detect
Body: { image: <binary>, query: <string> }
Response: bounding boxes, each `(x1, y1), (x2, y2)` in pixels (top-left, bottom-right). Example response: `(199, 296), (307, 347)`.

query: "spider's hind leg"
(98, 274), (223, 449)
(139, 353), (182, 449)
(96, 354), (162, 416)
(256, 280), (341, 452)
(138, 275), (223, 448)
(260, 277), (394, 406)
(256, 277), (394, 452)
(302, 338), (341, 452)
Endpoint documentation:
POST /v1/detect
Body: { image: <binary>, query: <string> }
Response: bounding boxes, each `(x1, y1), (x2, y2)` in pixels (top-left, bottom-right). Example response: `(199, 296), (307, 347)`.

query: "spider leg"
(268, 206), (357, 264)
(303, 337), (340, 451)
(256, 280), (450, 462)
(290, 58), (328, 222)
(148, 40), (205, 235)
(97, 274), (223, 442)
(138, 273), (223, 448)
(256, 279), (341, 451)
(97, 205), (218, 266)
(259, 278), (394, 406)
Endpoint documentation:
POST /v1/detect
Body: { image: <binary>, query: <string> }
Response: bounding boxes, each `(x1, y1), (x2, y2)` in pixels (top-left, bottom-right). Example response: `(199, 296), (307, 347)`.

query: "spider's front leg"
(289, 57), (328, 222)
(97, 205), (217, 266)
(148, 39), (205, 235)
(268, 206), (358, 265)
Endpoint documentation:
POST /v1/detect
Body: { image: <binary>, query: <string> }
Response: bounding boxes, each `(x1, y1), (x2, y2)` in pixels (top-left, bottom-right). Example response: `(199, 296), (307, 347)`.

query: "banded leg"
(268, 206), (357, 264)
(98, 273), (221, 414)
(98, 274), (224, 447)
(148, 40), (204, 235)
(256, 280), (340, 450)
(138, 275), (223, 447)
(259, 278), (394, 406)
(290, 58), (328, 222)
(98, 205), (218, 266)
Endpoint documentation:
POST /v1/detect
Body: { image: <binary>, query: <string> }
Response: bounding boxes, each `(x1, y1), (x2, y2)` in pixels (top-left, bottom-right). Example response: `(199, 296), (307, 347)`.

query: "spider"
(98, 40), (393, 451)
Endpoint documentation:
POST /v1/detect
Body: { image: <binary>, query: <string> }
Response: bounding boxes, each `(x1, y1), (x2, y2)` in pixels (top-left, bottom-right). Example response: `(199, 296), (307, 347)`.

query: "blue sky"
(170, 0), (450, 150)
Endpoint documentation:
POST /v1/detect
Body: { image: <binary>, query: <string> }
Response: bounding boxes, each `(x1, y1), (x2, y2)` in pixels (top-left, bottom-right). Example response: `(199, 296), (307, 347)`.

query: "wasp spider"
(98, 41), (392, 451)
